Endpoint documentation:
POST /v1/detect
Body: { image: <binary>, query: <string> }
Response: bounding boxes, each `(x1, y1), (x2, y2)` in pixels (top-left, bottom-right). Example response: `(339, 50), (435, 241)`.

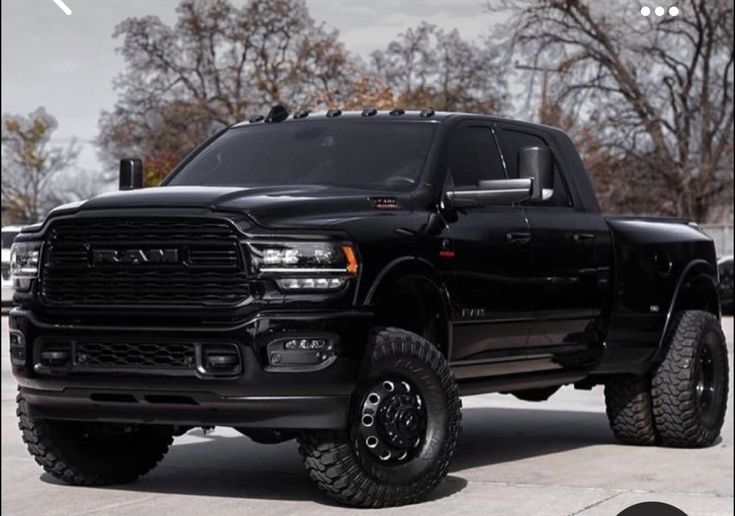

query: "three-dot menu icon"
(641, 5), (680, 17)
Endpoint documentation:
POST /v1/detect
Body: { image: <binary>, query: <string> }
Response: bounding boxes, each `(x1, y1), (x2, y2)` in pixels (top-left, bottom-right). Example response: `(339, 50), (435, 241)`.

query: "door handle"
(573, 233), (595, 243)
(506, 232), (532, 244)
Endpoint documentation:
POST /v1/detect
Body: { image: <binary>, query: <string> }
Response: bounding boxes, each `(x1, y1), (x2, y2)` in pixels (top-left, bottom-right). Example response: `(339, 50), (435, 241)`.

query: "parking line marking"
(51, 0), (72, 15)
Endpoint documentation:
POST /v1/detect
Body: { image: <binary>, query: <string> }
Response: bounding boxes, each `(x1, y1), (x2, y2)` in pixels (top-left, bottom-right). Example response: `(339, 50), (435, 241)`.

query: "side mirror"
(518, 146), (553, 201)
(441, 178), (532, 210)
(119, 158), (143, 190)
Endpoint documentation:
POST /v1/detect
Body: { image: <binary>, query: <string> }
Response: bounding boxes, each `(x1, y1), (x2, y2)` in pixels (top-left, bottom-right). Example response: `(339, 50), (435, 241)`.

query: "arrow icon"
(51, 0), (72, 15)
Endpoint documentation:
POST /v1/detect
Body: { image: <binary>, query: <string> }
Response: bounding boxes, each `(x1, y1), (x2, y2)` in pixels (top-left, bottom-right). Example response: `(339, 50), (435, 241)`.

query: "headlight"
(10, 242), (41, 291)
(247, 241), (358, 291)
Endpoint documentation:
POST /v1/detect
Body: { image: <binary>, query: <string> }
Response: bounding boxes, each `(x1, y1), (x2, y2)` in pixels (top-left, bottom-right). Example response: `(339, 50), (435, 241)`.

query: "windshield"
(2, 231), (20, 249)
(167, 121), (437, 191)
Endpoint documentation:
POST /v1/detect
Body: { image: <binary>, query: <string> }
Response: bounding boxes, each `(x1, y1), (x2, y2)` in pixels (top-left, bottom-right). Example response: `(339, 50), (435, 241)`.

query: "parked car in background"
(2, 225), (23, 307)
(719, 255), (733, 315)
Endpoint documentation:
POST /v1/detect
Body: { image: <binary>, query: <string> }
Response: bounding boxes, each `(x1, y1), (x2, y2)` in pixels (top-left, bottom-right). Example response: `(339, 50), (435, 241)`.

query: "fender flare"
(363, 257), (449, 304)
(654, 258), (719, 361)
(362, 256), (453, 357)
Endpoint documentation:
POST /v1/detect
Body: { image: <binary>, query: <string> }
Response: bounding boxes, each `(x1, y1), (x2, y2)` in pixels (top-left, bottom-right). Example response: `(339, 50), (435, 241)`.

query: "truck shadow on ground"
(40, 406), (614, 505)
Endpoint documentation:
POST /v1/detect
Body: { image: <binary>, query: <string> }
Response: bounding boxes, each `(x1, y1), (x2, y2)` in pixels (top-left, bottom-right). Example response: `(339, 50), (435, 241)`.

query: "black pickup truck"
(9, 108), (729, 507)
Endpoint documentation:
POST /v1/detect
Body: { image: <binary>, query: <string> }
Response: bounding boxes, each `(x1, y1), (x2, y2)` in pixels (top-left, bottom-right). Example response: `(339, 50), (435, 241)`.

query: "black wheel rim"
(695, 334), (719, 426)
(357, 376), (427, 464)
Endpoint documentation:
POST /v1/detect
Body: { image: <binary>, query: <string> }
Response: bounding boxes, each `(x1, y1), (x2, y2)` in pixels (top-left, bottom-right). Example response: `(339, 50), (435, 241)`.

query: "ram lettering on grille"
(92, 248), (179, 265)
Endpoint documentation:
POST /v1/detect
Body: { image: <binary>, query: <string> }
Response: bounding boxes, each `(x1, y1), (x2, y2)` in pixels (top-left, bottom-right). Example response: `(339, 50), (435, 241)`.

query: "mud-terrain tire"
(17, 388), (174, 485)
(604, 375), (658, 445)
(298, 327), (461, 508)
(651, 310), (729, 447)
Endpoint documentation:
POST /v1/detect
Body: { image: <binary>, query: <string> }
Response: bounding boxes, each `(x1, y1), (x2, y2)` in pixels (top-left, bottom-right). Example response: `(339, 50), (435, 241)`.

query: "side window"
(446, 126), (506, 187)
(497, 128), (572, 207)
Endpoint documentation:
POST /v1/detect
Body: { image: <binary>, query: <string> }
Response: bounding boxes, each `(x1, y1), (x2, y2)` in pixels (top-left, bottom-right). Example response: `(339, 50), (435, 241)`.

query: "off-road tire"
(651, 310), (729, 447)
(604, 375), (658, 445)
(17, 388), (174, 485)
(298, 327), (461, 507)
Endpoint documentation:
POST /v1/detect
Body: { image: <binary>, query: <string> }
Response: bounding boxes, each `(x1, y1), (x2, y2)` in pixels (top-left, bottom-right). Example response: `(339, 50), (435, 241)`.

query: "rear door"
(496, 125), (611, 369)
(443, 122), (535, 379)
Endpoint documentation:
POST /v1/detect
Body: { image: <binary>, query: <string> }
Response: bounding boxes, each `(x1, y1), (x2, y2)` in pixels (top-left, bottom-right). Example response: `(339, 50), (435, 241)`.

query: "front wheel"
(298, 327), (461, 508)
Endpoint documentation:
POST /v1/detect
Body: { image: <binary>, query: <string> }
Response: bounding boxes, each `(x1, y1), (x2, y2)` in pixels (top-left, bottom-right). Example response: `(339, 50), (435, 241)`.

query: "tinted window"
(497, 128), (572, 207)
(168, 121), (437, 191)
(445, 126), (506, 187)
(497, 129), (545, 179)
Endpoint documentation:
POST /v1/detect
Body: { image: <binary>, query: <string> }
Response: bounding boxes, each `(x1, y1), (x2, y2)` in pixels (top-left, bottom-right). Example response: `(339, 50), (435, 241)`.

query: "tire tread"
(604, 374), (658, 445)
(298, 327), (461, 507)
(17, 388), (173, 485)
(651, 310), (729, 447)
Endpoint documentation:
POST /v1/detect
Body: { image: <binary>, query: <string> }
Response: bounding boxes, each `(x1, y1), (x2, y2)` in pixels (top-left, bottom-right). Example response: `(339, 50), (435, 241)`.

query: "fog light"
(284, 338), (329, 351)
(266, 334), (337, 371)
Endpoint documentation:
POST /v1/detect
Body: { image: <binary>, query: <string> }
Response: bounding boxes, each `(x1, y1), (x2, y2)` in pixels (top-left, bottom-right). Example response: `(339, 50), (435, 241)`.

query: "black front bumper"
(10, 308), (372, 429)
(20, 387), (351, 429)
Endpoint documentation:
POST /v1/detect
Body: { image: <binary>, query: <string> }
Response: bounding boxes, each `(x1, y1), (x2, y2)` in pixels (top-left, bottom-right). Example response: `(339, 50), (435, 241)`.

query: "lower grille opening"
(75, 340), (196, 369)
(144, 395), (197, 405)
(90, 393), (138, 403)
(35, 338), (242, 378)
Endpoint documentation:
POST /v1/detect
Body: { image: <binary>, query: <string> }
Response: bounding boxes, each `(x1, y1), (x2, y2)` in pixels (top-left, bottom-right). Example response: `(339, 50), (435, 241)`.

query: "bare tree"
(45, 168), (112, 207)
(372, 22), (507, 113)
(491, 0), (734, 221)
(1, 107), (80, 224)
(99, 0), (362, 184)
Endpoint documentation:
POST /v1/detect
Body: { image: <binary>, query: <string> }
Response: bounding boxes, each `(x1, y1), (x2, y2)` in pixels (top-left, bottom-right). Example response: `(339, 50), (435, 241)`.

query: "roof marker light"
(362, 108), (378, 117)
(389, 108), (405, 116)
(420, 108), (435, 118)
(326, 109), (342, 118)
(265, 104), (289, 123)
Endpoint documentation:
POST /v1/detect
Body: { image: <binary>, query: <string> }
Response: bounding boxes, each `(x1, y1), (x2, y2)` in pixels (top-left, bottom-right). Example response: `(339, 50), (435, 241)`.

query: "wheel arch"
(362, 257), (452, 358)
(654, 259), (720, 362)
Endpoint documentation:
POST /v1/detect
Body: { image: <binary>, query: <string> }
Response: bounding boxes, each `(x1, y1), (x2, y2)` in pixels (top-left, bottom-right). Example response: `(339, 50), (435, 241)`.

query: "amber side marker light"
(342, 245), (359, 274)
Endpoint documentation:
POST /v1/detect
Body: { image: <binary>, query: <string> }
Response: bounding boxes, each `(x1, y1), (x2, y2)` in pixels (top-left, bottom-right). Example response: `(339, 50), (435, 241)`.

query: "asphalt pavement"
(2, 316), (733, 516)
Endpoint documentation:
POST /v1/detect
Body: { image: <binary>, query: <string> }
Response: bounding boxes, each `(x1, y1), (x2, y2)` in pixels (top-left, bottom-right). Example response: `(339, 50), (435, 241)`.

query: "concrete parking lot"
(1, 316), (733, 516)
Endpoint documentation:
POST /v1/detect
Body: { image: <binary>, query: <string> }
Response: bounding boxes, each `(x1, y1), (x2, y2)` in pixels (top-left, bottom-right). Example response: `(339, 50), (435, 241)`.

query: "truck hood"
(61, 185), (412, 229)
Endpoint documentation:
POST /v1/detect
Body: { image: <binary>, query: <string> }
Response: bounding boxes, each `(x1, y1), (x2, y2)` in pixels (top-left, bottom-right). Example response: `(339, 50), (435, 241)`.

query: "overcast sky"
(1, 0), (496, 176)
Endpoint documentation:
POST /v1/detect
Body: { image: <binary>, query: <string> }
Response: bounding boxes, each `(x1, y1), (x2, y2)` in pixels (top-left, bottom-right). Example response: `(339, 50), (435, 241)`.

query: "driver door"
(443, 122), (534, 380)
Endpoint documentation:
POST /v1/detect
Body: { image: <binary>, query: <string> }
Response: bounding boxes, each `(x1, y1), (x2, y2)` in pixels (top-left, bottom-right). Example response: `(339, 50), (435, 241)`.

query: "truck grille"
(40, 218), (249, 306)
